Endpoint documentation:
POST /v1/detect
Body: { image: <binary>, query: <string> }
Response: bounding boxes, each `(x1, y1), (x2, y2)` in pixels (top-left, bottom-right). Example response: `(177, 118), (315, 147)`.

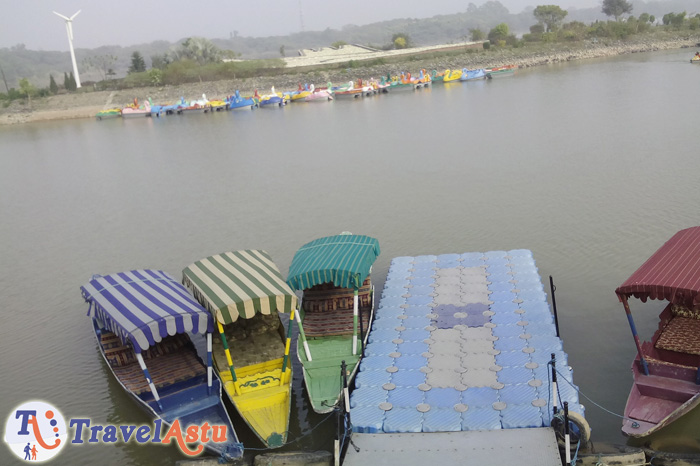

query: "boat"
(177, 94), (210, 114)
(460, 68), (487, 81)
(304, 84), (334, 102)
(226, 90), (258, 110)
(95, 108), (121, 120)
(430, 69), (461, 84)
(286, 233), (380, 414)
(691, 53), (700, 63)
(121, 98), (152, 118)
(255, 87), (288, 107)
(80, 269), (243, 461)
(485, 65), (517, 78)
(208, 98), (229, 111)
(615, 226), (700, 440)
(182, 250), (297, 448)
(334, 79), (373, 99)
(385, 73), (415, 92)
(410, 69), (431, 89)
(369, 77), (390, 94)
(287, 83), (312, 102)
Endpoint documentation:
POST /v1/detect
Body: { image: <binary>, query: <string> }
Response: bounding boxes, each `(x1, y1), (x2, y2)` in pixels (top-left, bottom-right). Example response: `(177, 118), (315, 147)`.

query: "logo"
(4, 400), (232, 461)
(4, 401), (68, 462)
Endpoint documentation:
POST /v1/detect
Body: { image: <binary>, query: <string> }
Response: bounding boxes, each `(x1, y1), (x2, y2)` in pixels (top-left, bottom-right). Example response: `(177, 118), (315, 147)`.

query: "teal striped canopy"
(287, 234), (380, 291)
(182, 250), (298, 324)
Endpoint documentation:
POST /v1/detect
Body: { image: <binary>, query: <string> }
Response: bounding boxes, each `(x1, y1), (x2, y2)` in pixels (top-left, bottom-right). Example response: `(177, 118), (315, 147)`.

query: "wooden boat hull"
(213, 315), (292, 448)
(622, 353), (700, 439)
(297, 284), (375, 414)
(92, 321), (242, 459)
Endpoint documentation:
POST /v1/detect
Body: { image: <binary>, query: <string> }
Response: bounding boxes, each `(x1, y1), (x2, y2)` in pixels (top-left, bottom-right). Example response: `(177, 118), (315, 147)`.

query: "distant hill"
(1, 0), (697, 89)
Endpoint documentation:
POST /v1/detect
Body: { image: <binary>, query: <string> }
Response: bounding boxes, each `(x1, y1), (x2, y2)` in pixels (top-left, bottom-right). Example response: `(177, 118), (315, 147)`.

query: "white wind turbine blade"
(69, 10), (81, 20)
(53, 11), (70, 21)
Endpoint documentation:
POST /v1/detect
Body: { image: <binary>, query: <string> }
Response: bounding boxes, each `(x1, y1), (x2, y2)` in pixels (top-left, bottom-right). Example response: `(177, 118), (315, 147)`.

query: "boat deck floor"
(629, 395), (683, 423)
(343, 427), (562, 466)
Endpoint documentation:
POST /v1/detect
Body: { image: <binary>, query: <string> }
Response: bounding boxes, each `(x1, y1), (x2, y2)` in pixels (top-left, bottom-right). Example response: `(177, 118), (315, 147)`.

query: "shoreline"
(2, 35), (698, 126)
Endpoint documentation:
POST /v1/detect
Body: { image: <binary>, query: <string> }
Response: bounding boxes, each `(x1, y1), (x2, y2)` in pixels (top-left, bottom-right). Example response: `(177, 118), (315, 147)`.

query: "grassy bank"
(1, 30), (699, 126)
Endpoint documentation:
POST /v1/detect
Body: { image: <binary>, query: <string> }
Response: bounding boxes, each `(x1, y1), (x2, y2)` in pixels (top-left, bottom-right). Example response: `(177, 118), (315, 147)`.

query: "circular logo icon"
(4, 400), (67, 462)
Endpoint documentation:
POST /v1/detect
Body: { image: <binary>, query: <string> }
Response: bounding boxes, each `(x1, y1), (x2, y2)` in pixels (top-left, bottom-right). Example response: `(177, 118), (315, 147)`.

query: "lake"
(1, 48), (699, 465)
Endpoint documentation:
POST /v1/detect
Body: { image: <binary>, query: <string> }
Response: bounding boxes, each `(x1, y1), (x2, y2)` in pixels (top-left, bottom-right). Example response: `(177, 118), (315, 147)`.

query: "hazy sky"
(1, 0), (602, 51)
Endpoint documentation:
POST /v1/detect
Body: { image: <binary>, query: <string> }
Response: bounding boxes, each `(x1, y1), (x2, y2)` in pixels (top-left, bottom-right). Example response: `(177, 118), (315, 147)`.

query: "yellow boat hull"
(218, 357), (292, 448)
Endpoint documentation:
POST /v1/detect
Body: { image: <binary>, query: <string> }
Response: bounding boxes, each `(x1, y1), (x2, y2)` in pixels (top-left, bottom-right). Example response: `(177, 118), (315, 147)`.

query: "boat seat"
(302, 278), (372, 313)
(112, 350), (206, 395)
(655, 316), (700, 356)
(301, 278), (372, 337)
(302, 307), (371, 337)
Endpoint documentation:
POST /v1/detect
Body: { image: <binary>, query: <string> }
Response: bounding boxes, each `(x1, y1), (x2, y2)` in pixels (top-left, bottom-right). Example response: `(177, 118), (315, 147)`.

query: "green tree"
(391, 33), (412, 49)
(533, 5), (568, 32)
(602, 0), (633, 21)
(18, 78), (37, 106)
(488, 23), (510, 43)
(470, 28), (485, 41)
(129, 51), (146, 73)
(67, 72), (77, 91)
(169, 37), (222, 65)
(279, 45), (286, 57)
(639, 13), (650, 23)
(151, 53), (169, 70)
(63, 72), (69, 91)
(49, 74), (58, 94)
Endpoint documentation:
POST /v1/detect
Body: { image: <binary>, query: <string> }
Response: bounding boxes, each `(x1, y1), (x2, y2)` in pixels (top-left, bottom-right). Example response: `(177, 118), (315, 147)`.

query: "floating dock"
(349, 250), (584, 434)
(343, 428), (562, 465)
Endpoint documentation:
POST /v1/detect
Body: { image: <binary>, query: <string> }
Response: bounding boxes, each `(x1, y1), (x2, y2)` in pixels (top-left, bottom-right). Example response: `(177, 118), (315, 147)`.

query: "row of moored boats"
(96, 66), (516, 120)
(81, 233), (380, 460)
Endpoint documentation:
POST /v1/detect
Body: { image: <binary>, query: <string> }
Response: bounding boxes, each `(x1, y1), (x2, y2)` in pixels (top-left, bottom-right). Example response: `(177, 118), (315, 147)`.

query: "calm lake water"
(1, 48), (699, 465)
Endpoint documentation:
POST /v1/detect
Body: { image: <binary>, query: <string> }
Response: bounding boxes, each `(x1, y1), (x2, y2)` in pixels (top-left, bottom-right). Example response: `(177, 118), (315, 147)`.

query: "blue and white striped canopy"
(81, 269), (214, 352)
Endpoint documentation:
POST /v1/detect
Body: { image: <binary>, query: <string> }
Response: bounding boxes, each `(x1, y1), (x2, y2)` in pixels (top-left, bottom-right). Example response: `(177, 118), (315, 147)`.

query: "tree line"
(2, 0), (699, 105)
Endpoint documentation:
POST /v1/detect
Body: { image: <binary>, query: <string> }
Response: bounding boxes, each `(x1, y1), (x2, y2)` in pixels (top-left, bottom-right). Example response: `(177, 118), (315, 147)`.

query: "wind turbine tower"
(53, 10), (82, 88)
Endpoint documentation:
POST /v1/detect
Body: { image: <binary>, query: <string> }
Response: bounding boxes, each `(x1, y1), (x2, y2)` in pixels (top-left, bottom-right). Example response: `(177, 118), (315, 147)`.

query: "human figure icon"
(31, 444), (38, 460)
(24, 443), (31, 460)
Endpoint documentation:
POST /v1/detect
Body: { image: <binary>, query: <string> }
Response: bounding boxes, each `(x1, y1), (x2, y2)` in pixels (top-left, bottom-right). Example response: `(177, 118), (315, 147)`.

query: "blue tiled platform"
(350, 249), (584, 433)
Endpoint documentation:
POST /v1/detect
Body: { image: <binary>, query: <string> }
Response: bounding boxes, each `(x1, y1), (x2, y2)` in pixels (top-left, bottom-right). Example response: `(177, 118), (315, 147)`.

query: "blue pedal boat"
(80, 269), (243, 461)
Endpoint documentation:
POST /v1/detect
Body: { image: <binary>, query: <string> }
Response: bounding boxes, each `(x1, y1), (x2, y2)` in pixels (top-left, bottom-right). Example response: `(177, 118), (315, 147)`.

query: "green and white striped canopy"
(287, 234), (380, 291)
(182, 250), (298, 324)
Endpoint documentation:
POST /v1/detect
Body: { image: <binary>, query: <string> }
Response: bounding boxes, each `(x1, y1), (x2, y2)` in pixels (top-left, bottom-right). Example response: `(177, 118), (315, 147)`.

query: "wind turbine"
(53, 10), (82, 88)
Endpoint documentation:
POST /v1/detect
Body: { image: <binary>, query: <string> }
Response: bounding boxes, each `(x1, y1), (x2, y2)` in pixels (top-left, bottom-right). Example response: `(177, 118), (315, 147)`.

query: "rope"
(552, 366), (638, 424)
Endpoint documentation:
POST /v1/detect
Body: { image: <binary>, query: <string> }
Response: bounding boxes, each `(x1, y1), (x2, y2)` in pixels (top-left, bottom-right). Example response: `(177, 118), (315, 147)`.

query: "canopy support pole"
(217, 321), (241, 396)
(352, 290), (359, 355)
(621, 297), (649, 376)
(281, 309), (294, 386)
(206, 332), (213, 395)
(296, 306), (312, 361)
(136, 352), (163, 411)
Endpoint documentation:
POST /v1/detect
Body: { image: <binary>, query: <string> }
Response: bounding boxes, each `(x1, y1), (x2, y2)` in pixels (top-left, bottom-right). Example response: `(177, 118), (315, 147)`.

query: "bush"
(542, 32), (558, 42)
(522, 33), (542, 42)
(483, 41), (491, 50)
(120, 71), (151, 88)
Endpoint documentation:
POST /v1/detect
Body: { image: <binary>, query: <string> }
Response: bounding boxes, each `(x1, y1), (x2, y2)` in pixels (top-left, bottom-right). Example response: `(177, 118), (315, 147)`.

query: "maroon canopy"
(616, 226), (700, 307)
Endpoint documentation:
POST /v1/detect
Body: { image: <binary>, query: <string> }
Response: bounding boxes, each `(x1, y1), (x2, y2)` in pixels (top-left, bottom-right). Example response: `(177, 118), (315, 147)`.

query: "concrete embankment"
(176, 450), (332, 466)
(1, 35), (698, 126)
